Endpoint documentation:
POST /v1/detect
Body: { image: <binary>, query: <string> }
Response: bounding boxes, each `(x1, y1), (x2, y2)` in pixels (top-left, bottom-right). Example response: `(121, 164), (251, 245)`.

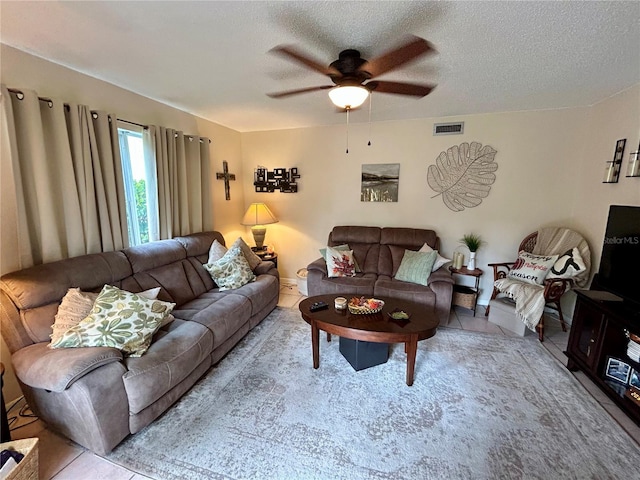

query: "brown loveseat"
(0, 231), (279, 454)
(306, 226), (453, 324)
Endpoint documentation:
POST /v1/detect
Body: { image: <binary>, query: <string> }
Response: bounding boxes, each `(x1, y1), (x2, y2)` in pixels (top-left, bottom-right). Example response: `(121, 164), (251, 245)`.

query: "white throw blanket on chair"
(494, 227), (590, 332)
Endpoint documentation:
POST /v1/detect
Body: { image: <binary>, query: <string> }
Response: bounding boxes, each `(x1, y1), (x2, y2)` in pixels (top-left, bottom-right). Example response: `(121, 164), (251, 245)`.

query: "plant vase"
(467, 252), (476, 270)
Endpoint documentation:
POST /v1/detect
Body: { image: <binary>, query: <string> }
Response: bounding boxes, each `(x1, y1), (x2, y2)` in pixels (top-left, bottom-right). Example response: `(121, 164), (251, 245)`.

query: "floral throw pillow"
(50, 287), (162, 344)
(326, 246), (356, 278)
(508, 251), (559, 285)
(50, 285), (175, 357)
(319, 244), (362, 272)
(203, 245), (256, 291)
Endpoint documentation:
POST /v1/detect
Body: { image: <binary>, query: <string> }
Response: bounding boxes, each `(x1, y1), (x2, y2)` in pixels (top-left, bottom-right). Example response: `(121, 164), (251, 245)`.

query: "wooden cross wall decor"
(216, 161), (236, 200)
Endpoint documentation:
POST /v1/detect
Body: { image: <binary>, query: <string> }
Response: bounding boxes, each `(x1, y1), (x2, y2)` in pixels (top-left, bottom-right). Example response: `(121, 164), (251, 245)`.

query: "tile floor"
(6, 281), (639, 479)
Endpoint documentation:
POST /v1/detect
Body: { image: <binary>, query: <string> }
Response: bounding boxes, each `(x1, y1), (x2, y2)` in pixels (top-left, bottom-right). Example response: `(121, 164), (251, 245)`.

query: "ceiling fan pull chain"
(346, 107), (350, 154)
(367, 93), (372, 146)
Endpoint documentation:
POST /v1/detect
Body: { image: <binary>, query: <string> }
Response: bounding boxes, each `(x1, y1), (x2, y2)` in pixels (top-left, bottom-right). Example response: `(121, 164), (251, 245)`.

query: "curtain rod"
(7, 88), (211, 143)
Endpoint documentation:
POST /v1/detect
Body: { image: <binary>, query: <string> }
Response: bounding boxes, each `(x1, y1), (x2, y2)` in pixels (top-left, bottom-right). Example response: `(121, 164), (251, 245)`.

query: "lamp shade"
(241, 203), (278, 226)
(328, 86), (369, 109)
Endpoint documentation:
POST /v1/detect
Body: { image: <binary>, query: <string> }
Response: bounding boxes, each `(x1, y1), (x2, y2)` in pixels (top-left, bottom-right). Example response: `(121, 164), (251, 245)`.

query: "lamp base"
(251, 226), (267, 250)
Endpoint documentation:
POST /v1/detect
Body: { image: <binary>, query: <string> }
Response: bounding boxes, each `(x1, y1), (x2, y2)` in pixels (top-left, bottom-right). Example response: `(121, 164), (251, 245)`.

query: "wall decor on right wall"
(427, 141), (498, 212)
(603, 139), (626, 183)
(626, 140), (640, 178)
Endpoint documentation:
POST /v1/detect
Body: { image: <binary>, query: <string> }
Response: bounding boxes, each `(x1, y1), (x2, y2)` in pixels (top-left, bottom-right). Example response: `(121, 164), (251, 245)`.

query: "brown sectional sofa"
(0, 231), (279, 454)
(307, 226), (453, 324)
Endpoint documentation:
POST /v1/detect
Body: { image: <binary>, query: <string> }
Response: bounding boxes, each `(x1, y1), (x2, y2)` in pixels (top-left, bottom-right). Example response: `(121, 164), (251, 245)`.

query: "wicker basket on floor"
(452, 286), (477, 310)
(0, 438), (38, 480)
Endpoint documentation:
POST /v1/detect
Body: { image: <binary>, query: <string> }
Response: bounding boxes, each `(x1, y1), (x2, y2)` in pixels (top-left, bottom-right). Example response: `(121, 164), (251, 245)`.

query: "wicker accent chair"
(486, 229), (590, 342)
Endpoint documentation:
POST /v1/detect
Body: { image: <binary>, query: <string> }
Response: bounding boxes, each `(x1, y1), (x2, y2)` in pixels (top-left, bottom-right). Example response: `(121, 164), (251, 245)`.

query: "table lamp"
(241, 203), (278, 250)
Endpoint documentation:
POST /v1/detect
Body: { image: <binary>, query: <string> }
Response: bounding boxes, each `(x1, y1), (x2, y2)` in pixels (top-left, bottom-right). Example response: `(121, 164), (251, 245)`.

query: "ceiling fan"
(267, 35), (437, 110)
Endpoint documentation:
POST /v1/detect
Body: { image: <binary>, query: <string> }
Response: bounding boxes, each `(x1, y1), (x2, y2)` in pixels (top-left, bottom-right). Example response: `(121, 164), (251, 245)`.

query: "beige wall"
(0, 45), (247, 402)
(241, 83), (639, 318)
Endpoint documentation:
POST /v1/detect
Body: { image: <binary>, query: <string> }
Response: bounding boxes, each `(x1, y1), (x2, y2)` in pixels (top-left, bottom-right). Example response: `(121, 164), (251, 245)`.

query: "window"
(118, 126), (157, 246)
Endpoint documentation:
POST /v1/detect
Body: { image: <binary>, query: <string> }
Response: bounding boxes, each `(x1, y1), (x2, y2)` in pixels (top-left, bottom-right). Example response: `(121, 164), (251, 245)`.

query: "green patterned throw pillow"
(50, 285), (175, 357)
(203, 245), (256, 291)
(394, 250), (437, 286)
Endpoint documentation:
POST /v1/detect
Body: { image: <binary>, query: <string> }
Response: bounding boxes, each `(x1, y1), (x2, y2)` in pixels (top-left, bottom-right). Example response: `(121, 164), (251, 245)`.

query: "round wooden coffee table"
(299, 294), (439, 386)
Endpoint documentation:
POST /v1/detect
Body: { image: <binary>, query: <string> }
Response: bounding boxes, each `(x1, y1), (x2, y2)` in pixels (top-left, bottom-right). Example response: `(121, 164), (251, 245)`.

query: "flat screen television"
(597, 205), (640, 308)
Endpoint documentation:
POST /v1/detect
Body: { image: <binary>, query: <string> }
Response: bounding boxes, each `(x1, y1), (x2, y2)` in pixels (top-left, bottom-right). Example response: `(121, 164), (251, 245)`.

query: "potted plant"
(460, 233), (484, 270)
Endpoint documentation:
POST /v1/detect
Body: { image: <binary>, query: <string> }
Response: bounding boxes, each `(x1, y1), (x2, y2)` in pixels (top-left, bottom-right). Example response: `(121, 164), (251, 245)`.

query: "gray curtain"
(0, 86), (128, 274)
(144, 125), (211, 239)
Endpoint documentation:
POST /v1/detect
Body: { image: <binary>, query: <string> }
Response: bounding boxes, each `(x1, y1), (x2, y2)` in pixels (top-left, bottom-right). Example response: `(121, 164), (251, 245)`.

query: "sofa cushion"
(374, 275), (438, 308)
(228, 275), (279, 316)
(418, 243), (451, 271)
(51, 287), (161, 344)
(123, 239), (186, 274)
(12, 342), (122, 392)
(207, 239), (228, 264)
(508, 251), (558, 285)
(50, 285), (175, 357)
(380, 227), (439, 250)
(547, 247), (586, 281)
(320, 244), (362, 272)
(231, 237), (262, 270)
(123, 318), (213, 414)
(172, 292), (252, 348)
(325, 246), (357, 278)
(329, 227), (381, 274)
(394, 250), (437, 286)
(0, 251), (132, 344)
(203, 246), (256, 290)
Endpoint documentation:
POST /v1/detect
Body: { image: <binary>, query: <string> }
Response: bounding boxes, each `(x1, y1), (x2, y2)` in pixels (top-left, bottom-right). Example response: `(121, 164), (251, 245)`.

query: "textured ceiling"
(1, 1), (639, 132)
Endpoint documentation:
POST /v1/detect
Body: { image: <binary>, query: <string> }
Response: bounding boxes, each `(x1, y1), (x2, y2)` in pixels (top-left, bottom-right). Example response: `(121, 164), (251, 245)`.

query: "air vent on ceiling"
(433, 122), (464, 136)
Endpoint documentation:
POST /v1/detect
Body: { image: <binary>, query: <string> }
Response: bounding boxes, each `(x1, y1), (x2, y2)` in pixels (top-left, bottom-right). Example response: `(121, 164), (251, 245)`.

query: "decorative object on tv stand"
(626, 140), (640, 178)
(241, 203), (278, 250)
(460, 233), (484, 270)
(216, 161), (236, 201)
(427, 142), (498, 212)
(603, 138), (626, 183)
(254, 166), (300, 193)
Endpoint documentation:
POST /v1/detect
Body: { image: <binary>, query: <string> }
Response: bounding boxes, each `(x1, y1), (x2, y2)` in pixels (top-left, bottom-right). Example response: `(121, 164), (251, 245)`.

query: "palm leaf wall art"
(427, 142), (498, 212)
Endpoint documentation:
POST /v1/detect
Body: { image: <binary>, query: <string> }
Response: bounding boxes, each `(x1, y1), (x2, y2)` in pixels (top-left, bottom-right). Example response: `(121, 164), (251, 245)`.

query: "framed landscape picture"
(361, 163), (400, 202)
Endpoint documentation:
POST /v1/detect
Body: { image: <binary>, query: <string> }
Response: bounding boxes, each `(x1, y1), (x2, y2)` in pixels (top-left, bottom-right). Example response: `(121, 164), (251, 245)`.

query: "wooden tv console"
(566, 290), (640, 425)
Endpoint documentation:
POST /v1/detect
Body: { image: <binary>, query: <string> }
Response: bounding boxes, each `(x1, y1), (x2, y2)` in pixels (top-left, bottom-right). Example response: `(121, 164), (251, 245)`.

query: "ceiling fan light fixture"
(328, 86), (369, 109)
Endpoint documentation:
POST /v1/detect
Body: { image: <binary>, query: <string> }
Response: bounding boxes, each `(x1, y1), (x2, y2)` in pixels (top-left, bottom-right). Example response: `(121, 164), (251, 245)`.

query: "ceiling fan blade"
(270, 45), (341, 77)
(366, 81), (435, 97)
(361, 36), (436, 78)
(267, 85), (333, 98)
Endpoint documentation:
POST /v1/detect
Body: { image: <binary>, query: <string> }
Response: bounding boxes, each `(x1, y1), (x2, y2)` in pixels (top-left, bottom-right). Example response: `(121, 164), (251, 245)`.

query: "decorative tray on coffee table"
(348, 297), (384, 315)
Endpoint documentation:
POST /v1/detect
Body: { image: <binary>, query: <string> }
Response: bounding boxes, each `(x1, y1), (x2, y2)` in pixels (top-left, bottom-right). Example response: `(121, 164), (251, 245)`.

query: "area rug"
(106, 307), (639, 479)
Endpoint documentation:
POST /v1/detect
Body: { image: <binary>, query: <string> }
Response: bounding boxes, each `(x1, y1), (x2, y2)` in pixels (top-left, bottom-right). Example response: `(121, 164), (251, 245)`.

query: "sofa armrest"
(307, 257), (327, 275)
(254, 260), (278, 277)
(427, 268), (454, 286)
(12, 343), (122, 392)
